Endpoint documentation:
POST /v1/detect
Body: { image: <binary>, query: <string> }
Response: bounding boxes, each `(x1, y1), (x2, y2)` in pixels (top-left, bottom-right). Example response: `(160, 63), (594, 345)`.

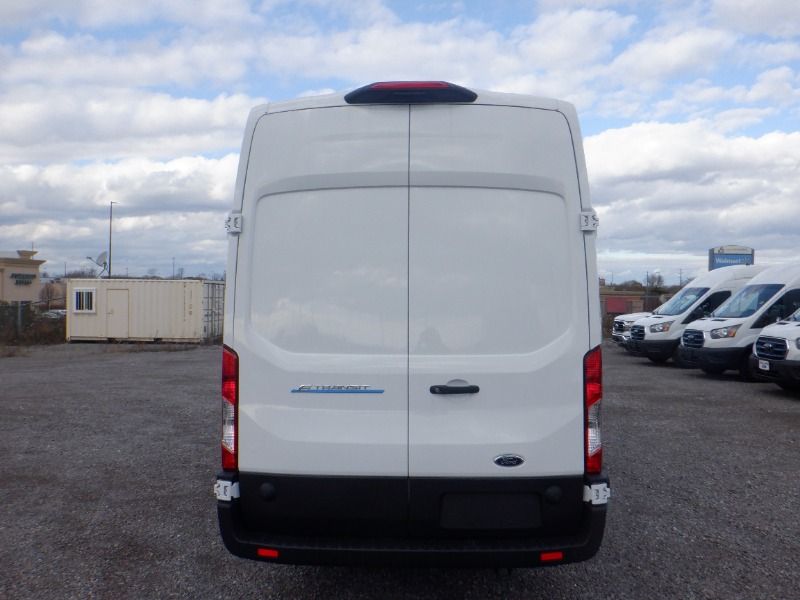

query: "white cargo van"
(215, 81), (608, 567)
(627, 265), (766, 364)
(750, 308), (800, 391)
(680, 264), (800, 377)
(611, 311), (651, 345)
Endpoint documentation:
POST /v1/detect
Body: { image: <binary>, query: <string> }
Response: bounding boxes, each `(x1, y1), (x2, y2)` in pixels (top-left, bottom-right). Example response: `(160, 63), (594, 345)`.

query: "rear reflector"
(584, 345), (603, 475)
(257, 548), (280, 559)
(221, 345), (238, 471)
(540, 551), (564, 563)
(344, 81), (477, 104)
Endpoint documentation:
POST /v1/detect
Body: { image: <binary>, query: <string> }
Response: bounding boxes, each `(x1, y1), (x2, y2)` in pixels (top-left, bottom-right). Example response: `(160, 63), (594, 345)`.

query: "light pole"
(108, 201), (117, 278)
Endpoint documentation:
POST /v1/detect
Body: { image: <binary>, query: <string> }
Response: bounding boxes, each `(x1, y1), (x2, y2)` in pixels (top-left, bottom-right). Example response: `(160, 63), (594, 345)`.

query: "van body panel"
(406, 105), (588, 477)
(233, 107), (410, 476)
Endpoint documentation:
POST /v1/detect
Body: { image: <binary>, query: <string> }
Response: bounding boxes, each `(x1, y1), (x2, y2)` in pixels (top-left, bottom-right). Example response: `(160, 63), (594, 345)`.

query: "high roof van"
(611, 311), (651, 345)
(749, 307), (800, 392)
(680, 263), (800, 378)
(214, 81), (609, 567)
(627, 265), (766, 365)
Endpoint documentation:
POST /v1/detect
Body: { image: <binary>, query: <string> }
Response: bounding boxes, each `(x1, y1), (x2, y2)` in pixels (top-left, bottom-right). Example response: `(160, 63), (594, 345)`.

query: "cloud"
(0, 156), (237, 274)
(587, 122), (800, 278)
(608, 26), (737, 91)
(4, 31), (256, 88)
(0, 0), (260, 29)
(712, 0), (800, 38)
(0, 87), (260, 163)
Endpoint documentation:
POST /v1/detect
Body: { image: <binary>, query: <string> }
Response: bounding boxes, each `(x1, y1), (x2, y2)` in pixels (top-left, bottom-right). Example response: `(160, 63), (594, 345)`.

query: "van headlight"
(710, 324), (741, 339)
(649, 321), (673, 333)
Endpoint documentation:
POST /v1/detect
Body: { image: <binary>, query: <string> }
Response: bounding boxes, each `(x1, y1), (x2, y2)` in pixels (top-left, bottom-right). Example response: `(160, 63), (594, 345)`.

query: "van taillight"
(344, 81), (477, 104)
(221, 345), (238, 471)
(584, 346), (603, 475)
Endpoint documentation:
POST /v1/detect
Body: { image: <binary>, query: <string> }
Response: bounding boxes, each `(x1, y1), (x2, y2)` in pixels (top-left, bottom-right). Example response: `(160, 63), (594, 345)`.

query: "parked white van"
(680, 264), (800, 377)
(611, 311), (651, 345)
(627, 265), (766, 364)
(750, 308), (800, 391)
(215, 82), (608, 567)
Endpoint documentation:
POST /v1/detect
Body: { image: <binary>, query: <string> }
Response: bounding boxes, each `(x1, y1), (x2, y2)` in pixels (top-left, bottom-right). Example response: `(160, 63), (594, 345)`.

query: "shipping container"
(66, 279), (224, 342)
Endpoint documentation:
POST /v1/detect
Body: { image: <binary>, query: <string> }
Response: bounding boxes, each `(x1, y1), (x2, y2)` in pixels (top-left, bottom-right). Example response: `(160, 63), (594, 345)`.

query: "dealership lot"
(1, 342), (797, 599)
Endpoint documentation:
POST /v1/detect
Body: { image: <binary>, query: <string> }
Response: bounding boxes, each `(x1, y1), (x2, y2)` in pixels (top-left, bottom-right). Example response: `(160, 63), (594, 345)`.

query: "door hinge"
(583, 482), (610, 505)
(225, 211), (243, 234)
(580, 210), (599, 232)
(214, 480), (240, 501)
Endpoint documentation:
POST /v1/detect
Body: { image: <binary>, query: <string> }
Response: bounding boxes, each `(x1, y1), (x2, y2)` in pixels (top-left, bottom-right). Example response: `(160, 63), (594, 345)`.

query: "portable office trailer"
(66, 278), (224, 342)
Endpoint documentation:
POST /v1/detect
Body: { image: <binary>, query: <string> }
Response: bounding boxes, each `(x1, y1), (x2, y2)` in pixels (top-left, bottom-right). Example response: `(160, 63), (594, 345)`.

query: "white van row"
(614, 263), (800, 391)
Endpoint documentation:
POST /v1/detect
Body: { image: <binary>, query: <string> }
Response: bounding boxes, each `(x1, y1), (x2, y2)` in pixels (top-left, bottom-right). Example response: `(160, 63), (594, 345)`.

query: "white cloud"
(0, 0), (260, 29)
(587, 122), (800, 274)
(0, 156), (237, 275)
(4, 31), (255, 88)
(712, 0), (800, 38)
(0, 87), (260, 163)
(608, 26), (737, 91)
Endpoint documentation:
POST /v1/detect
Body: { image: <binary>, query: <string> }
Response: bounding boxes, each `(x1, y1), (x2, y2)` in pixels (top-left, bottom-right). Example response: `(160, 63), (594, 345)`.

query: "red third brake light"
(584, 346), (603, 475)
(344, 81), (477, 104)
(370, 81), (450, 89)
(221, 345), (239, 471)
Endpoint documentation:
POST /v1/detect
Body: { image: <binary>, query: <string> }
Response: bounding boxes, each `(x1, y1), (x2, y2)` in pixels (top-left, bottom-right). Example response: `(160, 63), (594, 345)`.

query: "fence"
(0, 300), (66, 344)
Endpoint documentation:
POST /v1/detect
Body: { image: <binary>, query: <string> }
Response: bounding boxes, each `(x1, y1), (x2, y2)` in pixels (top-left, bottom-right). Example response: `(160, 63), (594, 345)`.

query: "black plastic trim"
(217, 472), (608, 567)
(345, 82), (478, 104)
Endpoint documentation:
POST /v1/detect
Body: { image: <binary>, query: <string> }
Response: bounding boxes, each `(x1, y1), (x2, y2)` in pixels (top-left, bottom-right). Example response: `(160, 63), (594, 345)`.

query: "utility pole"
(108, 201), (117, 278)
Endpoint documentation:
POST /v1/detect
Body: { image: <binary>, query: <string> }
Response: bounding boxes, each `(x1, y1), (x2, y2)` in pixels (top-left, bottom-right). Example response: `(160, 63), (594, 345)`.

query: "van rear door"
(234, 106), (410, 482)
(407, 104), (590, 481)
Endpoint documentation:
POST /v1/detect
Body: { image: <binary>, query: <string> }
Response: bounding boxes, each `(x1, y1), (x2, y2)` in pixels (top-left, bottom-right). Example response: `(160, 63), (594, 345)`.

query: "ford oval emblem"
(494, 454), (524, 467)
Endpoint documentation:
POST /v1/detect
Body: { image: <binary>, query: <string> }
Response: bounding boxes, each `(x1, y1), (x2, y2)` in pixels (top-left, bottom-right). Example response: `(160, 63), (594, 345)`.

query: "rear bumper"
(627, 338), (678, 360)
(749, 355), (800, 383)
(216, 472), (609, 567)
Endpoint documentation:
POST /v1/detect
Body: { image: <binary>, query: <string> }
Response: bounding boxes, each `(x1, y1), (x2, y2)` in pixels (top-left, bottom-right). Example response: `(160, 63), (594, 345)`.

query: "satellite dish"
(96, 251), (108, 266)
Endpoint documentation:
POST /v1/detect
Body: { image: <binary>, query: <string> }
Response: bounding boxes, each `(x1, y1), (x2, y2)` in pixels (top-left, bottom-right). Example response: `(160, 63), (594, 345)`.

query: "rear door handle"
(430, 384), (480, 395)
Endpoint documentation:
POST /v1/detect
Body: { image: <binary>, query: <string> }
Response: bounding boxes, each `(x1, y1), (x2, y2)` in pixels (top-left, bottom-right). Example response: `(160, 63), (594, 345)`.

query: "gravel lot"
(1, 341), (798, 599)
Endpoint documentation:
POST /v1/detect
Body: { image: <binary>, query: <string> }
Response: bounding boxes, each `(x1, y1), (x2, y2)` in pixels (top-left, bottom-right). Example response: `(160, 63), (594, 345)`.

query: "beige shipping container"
(66, 279), (224, 342)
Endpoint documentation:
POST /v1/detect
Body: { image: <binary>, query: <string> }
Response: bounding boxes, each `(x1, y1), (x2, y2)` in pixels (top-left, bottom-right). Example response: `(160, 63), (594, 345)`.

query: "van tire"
(648, 356), (669, 364)
(777, 382), (800, 393)
(739, 353), (755, 381)
(671, 347), (687, 368)
(701, 366), (725, 375)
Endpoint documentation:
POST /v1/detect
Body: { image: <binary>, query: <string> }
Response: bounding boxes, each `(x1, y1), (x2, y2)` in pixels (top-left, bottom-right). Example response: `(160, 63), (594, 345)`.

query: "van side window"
(752, 289), (800, 328)
(683, 291), (730, 324)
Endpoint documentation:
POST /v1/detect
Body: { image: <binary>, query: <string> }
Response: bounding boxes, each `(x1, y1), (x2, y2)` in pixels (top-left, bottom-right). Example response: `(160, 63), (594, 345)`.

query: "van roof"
(253, 87), (567, 117)
(744, 263), (800, 286)
(687, 264), (767, 288)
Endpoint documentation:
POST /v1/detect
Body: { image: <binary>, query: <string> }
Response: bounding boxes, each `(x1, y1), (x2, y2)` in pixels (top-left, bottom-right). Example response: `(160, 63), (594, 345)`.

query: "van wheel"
(739, 354), (755, 381)
(672, 347), (687, 368)
(777, 382), (800, 393)
(701, 366), (725, 375)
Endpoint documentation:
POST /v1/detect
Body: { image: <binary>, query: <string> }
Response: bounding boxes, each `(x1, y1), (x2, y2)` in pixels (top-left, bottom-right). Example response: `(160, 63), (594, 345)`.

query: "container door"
(106, 289), (129, 339)
(233, 106), (410, 478)
(407, 104), (590, 479)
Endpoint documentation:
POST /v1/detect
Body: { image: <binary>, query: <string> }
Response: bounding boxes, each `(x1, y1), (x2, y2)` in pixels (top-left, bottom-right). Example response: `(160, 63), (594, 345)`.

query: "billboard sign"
(708, 245), (755, 270)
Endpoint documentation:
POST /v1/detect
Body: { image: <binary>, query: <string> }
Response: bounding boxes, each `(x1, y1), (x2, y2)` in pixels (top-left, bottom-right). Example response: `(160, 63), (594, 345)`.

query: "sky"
(1, 0), (799, 284)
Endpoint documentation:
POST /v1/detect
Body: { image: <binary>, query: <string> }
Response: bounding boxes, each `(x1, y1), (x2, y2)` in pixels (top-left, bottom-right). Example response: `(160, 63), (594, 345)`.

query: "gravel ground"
(1, 341), (798, 599)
